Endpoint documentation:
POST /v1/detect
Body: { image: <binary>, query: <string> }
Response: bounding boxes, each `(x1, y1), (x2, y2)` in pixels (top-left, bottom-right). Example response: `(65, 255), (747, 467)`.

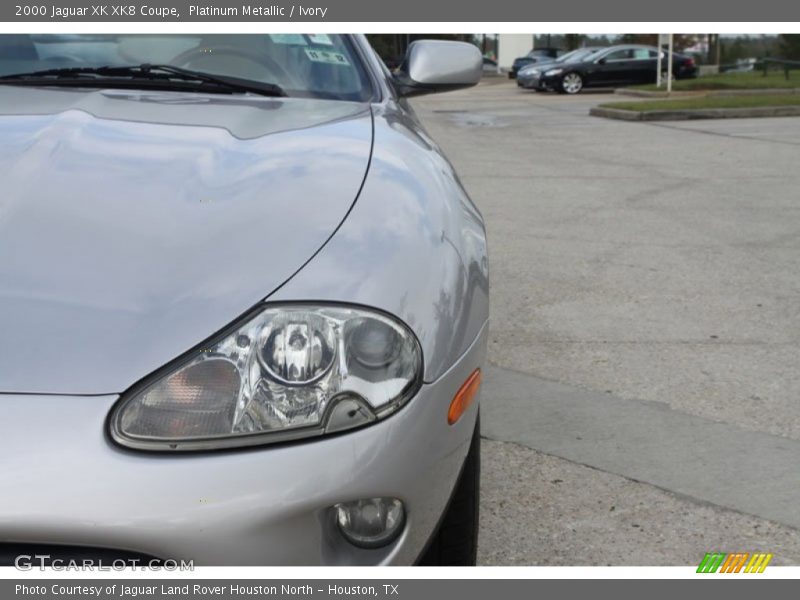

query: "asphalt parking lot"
(412, 80), (800, 565)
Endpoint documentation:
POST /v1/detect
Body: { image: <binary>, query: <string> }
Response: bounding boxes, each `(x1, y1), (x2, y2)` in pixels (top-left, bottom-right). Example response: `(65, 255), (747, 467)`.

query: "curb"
(614, 89), (699, 98)
(589, 106), (645, 120)
(590, 105), (800, 121)
(708, 88), (800, 97)
(615, 87), (800, 98)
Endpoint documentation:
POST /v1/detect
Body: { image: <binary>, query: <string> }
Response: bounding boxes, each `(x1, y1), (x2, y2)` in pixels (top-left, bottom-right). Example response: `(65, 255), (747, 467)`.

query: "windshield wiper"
(0, 64), (286, 97)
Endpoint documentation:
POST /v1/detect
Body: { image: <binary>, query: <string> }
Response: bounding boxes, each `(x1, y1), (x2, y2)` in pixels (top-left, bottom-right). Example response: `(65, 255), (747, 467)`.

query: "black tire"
(418, 416), (480, 566)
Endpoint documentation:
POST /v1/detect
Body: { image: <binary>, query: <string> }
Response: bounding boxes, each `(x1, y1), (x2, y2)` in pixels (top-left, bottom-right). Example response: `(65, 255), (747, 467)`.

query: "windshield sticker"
(307, 34), (333, 46)
(304, 48), (350, 66)
(269, 34), (307, 45)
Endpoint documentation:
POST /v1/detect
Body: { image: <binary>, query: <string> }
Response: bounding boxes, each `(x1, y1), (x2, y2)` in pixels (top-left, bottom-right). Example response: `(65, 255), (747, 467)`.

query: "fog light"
(334, 498), (405, 548)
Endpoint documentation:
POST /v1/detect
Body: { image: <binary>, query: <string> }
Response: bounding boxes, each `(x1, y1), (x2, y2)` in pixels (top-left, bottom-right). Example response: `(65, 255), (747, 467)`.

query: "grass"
(602, 94), (800, 112)
(633, 71), (798, 91)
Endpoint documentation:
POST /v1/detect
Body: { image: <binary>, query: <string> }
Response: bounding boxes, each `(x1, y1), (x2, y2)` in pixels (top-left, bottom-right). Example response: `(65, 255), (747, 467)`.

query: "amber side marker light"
(448, 369), (482, 425)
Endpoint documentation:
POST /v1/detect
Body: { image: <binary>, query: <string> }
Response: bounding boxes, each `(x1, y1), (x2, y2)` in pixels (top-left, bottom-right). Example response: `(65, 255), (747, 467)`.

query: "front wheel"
(418, 416), (480, 565)
(560, 72), (584, 94)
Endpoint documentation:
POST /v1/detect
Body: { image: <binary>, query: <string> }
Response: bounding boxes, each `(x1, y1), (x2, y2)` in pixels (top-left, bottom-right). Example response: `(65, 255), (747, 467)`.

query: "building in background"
(495, 34), (534, 69)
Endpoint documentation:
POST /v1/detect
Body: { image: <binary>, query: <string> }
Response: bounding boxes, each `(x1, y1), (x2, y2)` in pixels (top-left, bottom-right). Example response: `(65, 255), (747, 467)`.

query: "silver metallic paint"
(0, 34), (488, 565)
(0, 87), (372, 394)
(405, 40), (483, 88)
(270, 100), (489, 383)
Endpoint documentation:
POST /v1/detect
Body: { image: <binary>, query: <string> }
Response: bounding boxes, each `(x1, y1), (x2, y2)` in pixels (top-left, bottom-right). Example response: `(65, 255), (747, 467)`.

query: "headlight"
(545, 68), (564, 76)
(110, 305), (423, 451)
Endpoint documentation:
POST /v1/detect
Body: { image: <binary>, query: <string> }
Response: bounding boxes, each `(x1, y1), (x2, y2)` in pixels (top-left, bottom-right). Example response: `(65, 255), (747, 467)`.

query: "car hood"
(517, 67), (542, 77)
(519, 59), (560, 74)
(0, 86), (373, 394)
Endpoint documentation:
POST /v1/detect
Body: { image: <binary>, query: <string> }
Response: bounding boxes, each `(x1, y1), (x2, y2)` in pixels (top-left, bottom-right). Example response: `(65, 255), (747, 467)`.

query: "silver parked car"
(0, 34), (489, 566)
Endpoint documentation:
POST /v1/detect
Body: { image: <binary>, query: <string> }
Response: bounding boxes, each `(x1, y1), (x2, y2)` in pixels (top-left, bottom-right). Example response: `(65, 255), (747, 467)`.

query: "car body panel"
(0, 86), (373, 395)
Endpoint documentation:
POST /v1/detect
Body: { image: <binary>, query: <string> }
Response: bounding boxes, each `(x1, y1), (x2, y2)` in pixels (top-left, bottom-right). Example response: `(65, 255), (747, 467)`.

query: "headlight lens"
(110, 305), (423, 451)
(545, 68), (564, 76)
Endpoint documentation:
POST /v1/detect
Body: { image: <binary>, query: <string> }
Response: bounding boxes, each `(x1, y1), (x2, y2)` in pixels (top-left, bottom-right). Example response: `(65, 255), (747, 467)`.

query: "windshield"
(0, 34), (373, 102)
(560, 48), (601, 63)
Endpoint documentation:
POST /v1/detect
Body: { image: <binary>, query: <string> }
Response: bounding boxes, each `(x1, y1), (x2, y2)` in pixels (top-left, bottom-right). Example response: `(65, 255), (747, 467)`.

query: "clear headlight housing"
(545, 68), (564, 76)
(110, 305), (423, 451)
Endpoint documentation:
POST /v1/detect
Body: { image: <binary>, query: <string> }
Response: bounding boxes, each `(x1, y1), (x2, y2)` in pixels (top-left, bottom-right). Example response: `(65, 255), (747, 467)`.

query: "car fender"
(269, 102), (490, 383)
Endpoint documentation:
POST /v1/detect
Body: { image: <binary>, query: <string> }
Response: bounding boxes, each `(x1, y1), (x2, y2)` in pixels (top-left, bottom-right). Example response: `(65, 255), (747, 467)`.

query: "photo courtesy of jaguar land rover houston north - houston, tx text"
(0, 34), (488, 566)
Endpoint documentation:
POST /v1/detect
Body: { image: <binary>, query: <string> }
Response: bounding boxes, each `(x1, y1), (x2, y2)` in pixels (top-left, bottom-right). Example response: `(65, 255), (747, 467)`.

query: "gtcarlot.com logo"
(697, 552), (773, 573)
(14, 554), (194, 571)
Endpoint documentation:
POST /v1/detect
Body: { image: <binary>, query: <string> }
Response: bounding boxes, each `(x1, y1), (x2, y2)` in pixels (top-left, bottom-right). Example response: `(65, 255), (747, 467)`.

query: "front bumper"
(536, 74), (563, 90)
(517, 74), (543, 89)
(0, 325), (487, 566)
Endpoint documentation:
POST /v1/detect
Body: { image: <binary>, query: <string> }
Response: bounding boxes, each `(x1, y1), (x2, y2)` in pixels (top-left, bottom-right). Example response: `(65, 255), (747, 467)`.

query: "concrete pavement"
(411, 81), (800, 564)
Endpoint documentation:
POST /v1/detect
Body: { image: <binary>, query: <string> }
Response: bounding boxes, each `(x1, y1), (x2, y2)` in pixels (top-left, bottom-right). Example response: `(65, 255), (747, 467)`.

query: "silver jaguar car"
(0, 34), (489, 566)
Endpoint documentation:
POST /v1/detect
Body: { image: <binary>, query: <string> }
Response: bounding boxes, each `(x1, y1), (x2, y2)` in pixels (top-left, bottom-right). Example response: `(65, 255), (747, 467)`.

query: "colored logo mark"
(697, 552), (773, 573)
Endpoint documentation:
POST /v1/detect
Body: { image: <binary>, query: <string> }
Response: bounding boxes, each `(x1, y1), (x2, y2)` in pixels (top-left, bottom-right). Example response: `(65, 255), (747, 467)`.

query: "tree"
(563, 34), (586, 50)
(720, 35), (780, 63)
(615, 34), (695, 52)
(779, 34), (800, 59)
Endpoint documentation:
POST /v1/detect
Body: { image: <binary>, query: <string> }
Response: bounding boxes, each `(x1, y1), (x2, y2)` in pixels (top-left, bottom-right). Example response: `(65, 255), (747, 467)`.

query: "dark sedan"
(533, 44), (697, 94)
(509, 47), (563, 78)
(516, 47), (604, 89)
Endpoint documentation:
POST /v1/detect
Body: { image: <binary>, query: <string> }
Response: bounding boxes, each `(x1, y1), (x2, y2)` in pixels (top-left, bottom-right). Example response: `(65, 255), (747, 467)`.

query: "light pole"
(657, 36), (663, 87)
(667, 33), (674, 94)
(656, 33), (674, 93)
